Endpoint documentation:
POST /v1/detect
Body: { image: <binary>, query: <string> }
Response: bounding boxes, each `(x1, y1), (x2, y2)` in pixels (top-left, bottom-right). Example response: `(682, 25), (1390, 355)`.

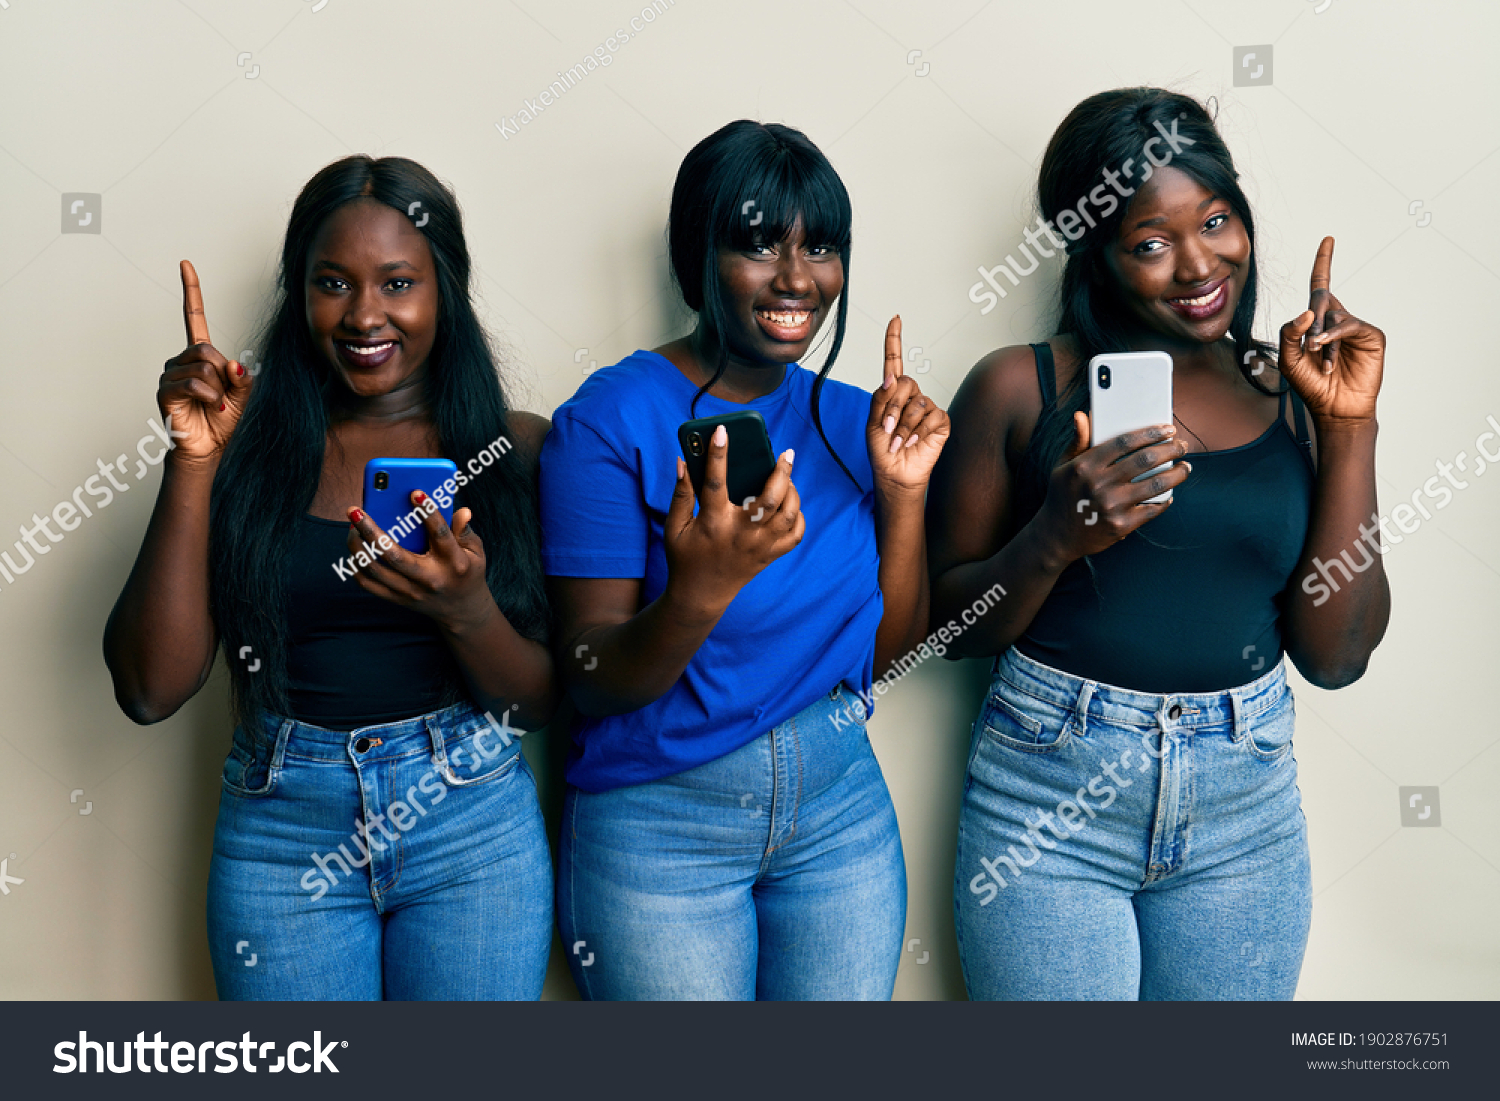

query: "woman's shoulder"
(505, 410), (551, 463)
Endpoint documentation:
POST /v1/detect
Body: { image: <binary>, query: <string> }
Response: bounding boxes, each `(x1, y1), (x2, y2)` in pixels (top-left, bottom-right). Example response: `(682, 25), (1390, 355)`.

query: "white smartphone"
(1088, 351), (1175, 504)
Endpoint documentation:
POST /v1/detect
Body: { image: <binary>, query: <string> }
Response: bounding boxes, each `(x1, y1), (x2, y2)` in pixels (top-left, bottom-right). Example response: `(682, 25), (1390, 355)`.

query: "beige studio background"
(0, 0), (1497, 1000)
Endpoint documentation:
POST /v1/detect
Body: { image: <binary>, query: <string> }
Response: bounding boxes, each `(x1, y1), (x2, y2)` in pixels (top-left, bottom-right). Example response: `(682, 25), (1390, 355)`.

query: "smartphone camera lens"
(1097, 365), (1112, 390)
(687, 432), (705, 457)
(374, 471), (389, 490)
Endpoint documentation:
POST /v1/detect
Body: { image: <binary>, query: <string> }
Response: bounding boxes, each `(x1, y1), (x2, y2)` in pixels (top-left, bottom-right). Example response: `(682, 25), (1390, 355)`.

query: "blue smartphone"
(362, 458), (458, 553)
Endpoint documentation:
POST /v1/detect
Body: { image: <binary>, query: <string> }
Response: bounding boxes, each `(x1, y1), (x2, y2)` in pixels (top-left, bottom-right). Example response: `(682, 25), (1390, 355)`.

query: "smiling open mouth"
(754, 308), (814, 341)
(1167, 280), (1228, 320)
(335, 340), (398, 368)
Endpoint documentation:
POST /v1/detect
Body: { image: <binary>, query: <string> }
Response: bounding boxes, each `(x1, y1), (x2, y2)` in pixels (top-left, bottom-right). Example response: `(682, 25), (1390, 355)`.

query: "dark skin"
(552, 218), (951, 717)
(927, 165), (1389, 689)
(104, 199), (559, 729)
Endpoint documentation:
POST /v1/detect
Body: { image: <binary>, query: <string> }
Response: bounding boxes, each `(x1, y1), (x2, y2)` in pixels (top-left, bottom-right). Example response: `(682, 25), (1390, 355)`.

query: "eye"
(1203, 212), (1229, 232)
(385, 277), (414, 292)
(1132, 238), (1167, 256)
(314, 275), (348, 292)
(806, 244), (837, 258)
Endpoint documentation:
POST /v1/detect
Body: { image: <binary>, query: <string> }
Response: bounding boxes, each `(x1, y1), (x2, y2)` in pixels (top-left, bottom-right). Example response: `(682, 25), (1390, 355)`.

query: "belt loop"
(1228, 686), (1246, 744)
(424, 714), (449, 772)
(270, 719), (295, 770)
(1073, 681), (1095, 739)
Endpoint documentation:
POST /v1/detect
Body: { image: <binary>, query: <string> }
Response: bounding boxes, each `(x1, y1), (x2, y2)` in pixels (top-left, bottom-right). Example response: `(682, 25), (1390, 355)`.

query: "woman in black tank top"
(103, 157), (558, 999)
(928, 90), (1389, 1000)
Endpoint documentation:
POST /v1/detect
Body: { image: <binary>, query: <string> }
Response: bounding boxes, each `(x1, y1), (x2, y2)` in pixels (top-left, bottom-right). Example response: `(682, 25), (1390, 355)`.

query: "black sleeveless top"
(284, 515), (459, 728)
(1015, 343), (1317, 694)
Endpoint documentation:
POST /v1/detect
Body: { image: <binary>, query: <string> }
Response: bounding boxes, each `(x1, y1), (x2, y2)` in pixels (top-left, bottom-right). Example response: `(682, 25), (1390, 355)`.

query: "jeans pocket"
(1242, 691), (1296, 762)
(221, 722), (288, 797)
(434, 718), (524, 788)
(979, 684), (1072, 754)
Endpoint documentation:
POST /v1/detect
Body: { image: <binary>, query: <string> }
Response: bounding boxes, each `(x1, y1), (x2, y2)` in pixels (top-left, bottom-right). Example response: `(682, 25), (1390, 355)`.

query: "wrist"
(662, 573), (734, 625)
(1020, 515), (1075, 576)
(1312, 414), (1378, 442)
(439, 594), (503, 640)
(874, 478), (927, 511)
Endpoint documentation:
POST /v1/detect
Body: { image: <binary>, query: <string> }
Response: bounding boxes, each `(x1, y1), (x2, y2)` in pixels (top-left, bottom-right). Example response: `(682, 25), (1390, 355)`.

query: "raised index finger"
(180, 260), (210, 347)
(883, 315), (903, 387)
(1308, 237), (1335, 309)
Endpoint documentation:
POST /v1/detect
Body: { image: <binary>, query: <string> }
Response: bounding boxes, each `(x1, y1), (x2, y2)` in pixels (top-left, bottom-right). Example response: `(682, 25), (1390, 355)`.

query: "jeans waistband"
(994, 645), (1288, 730)
(242, 700), (515, 770)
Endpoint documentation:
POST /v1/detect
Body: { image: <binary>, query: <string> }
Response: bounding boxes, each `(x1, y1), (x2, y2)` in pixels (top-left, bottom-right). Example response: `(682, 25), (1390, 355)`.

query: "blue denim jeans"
(955, 646), (1311, 1000)
(559, 684), (906, 1000)
(207, 701), (552, 1000)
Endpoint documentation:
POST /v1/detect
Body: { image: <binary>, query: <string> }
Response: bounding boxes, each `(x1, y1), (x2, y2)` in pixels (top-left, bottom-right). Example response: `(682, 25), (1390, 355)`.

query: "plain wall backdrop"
(0, 0), (1496, 1000)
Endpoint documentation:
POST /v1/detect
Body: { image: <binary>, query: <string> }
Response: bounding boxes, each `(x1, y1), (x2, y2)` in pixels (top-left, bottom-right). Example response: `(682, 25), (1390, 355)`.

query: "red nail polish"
(219, 402), (226, 411)
(349, 508), (363, 523)
(413, 490), (426, 502)
(235, 363), (245, 377)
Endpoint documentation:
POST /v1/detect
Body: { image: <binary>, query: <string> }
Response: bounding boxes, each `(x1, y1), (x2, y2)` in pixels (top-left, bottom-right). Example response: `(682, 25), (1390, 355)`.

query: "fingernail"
(234, 362), (244, 377)
(348, 508), (364, 523)
(883, 377), (894, 390)
(219, 403), (226, 411)
(884, 415), (896, 434)
(413, 490), (427, 502)
(889, 435), (902, 454)
(713, 425), (727, 446)
(784, 449), (795, 465)
(904, 433), (919, 448)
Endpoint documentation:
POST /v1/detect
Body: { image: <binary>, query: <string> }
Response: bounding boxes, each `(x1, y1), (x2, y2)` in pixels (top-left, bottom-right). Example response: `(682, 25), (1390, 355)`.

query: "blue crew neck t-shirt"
(539, 349), (883, 793)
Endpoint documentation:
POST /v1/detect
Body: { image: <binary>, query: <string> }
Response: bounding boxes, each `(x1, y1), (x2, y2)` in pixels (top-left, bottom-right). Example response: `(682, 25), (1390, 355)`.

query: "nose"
(1175, 234), (1218, 287)
(769, 250), (815, 298)
(343, 284), (387, 334)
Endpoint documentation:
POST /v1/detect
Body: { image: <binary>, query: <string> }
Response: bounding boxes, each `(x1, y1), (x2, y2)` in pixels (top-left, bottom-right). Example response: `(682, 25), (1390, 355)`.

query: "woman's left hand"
(867, 316), (951, 493)
(1278, 236), (1385, 425)
(346, 491), (496, 634)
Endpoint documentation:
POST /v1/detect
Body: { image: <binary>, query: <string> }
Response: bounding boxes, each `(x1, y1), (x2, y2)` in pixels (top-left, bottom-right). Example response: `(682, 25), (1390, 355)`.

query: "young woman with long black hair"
(928, 89), (1389, 1000)
(103, 156), (557, 999)
(540, 120), (949, 1000)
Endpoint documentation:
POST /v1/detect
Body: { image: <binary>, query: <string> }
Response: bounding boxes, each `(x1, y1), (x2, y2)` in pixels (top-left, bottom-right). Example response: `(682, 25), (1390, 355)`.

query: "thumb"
(666, 457), (697, 535)
(225, 355), (256, 401)
(1061, 410), (1091, 465)
(1279, 309), (1315, 378)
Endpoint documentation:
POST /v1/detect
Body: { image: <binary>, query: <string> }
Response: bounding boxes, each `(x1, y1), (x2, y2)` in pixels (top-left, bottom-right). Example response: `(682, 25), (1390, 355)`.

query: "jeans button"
(1167, 704), (1182, 721)
(354, 737), (371, 753)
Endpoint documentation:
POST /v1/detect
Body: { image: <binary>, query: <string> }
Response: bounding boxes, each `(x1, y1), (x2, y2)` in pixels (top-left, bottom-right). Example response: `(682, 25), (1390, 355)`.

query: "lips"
(1166, 278), (1229, 321)
(334, 339), (398, 369)
(753, 306), (815, 343)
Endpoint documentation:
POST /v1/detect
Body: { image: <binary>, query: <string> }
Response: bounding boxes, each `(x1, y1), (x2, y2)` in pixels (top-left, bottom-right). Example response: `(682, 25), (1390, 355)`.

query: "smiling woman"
(102, 155), (559, 1001)
(539, 120), (950, 1001)
(925, 88), (1390, 1001)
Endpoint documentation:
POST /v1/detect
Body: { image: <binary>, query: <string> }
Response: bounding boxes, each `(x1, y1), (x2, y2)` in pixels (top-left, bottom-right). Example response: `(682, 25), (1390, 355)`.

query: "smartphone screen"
(677, 410), (777, 508)
(362, 458), (459, 553)
(1088, 351), (1174, 504)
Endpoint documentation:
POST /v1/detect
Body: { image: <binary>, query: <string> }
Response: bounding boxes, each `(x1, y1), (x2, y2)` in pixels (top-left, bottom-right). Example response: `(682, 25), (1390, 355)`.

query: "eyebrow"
(1131, 195), (1222, 231)
(310, 259), (420, 272)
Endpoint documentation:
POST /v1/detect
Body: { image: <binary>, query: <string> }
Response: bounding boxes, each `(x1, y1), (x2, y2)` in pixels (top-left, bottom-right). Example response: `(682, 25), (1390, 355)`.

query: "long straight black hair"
(667, 120), (860, 489)
(1016, 89), (1278, 517)
(208, 155), (548, 723)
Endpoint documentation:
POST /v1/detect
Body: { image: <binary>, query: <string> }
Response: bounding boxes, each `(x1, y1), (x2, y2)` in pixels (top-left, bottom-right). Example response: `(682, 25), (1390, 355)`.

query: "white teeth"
(1175, 285), (1223, 307)
(758, 310), (810, 326)
(345, 341), (394, 355)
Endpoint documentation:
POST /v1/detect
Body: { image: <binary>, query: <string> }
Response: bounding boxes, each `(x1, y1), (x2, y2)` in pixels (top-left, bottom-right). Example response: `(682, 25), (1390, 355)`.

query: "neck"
(331, 373), (432, 425)
(681, 327), (788, 402)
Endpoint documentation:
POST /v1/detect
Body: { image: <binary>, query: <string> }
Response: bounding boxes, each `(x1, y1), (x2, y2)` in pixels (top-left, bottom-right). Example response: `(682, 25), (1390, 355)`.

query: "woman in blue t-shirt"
(540, 120), (949, 1000)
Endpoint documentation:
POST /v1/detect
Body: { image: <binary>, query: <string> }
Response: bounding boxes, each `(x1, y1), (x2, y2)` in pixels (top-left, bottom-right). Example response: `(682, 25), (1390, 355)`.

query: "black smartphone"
(677, 410), (778, 508)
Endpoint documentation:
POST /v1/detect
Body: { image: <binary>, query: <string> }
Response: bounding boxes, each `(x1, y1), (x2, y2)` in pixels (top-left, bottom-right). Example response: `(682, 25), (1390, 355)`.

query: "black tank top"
(1016, 342), (1316, 693)
(284, 515), (459, 728)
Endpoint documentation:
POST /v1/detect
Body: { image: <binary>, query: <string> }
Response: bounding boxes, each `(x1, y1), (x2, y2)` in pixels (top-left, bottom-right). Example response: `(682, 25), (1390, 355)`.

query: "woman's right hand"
(1034, 411), (1191, 565)
(663, 425), (805, 611)
(156, 260), (254, 468)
